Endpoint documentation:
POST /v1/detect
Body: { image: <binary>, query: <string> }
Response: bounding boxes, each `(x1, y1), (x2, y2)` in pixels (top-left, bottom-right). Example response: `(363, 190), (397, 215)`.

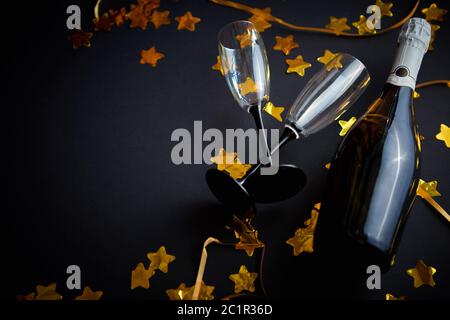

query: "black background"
(8, 0), (450, 300)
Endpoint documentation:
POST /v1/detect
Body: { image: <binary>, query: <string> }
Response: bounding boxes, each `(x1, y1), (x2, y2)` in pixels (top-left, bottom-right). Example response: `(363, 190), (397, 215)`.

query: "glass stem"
(238, 126), (299, 184)
(249, 105), (272, 165)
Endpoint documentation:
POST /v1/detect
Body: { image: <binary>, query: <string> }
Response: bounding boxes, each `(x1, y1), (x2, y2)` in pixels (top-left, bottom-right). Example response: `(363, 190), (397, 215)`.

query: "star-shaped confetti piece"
(352, 15), (376, 35)
(187, 281), (215, 300)
(338, 117), (357, 136)
(166, 282), (214, 300)
(131, 262), (155, 289)
(413, 90), (421, 99)
(238, 77), (258, 95)
(418, 179), (441, 197)
(386, 293), (406, 300)
(252, 7), (273, 21)
(325, 162), (331, 169)
(435, 124), (450, 147)
(249, 14), (272, 32)
(286, 204), (320, 256)
(166, 283), (190, 300)
(324, 54), (343, 72)
(317, 49), (337, 65)
(140, 46), (164, 68)
(235, 32), (254, 48)
(286, 55), (311, 76)
(263, 102), (284, 122)
(175, 11), (201, 31)
(211, 148), (238, 170)
(74, 286), (103, 300)
(406, 260), (437, 288)
(428, 24), (440, 51)
(325, 16), (351, 35)
(109, 8), (127, 27)
(150, 10), (170, 29)
(421, 3), (447, 22)
(211, 148), (251, 179)
(376, 0), (394, 17)
(225, 163), (252, 179)
(212, 56), (224, 75)
(231, 214), (265, 256)
(35, 283), (63, 300)
(128, 3), (149, 30)
(147, 246), (176, 273)
(69, 29), (93, 49)
(229, 265), (258, 293)
(273, 35), (299, 55)
(93, 12), (113, 31)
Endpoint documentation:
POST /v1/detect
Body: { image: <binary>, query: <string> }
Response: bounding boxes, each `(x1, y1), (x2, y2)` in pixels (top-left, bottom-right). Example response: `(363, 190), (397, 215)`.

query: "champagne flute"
(207, 53), (371, 208)
(218, 20), (272, 163)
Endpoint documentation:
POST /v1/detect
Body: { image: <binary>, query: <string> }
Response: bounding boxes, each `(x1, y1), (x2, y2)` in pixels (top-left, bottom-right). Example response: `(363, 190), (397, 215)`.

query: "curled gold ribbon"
(417, 188), (450, 223)
(209, 0), (420, 37)
(416, 80), (450, 89)
(192, 237), (221, 300)
(94, 0), (102, 20)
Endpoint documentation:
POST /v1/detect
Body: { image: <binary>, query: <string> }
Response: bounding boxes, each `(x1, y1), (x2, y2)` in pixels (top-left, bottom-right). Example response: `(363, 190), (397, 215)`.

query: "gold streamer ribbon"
(192, 237), (221, 300)
(209, 0), (420, 37)
(416, 80), (450, 89)
(417, 188), (450, 223)
(94, 0), (102, 20)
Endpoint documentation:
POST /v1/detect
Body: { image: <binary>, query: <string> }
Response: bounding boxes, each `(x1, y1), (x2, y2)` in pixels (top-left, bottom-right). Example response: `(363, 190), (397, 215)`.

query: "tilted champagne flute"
(207, 51), (371, 209)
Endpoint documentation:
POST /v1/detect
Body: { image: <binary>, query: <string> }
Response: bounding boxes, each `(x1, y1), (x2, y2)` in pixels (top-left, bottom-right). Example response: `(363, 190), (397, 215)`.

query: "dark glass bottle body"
(318, 83), (420, 270)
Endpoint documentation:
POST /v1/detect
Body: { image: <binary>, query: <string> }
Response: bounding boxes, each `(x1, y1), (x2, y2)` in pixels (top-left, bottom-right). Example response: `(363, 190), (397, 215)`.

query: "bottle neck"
(386, 41), (427, 89)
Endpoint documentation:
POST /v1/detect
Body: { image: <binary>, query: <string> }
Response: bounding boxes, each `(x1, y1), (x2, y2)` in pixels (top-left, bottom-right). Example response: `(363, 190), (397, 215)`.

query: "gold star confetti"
(273, 35), (299, 55)
(35, 283), (63, 300)
(109, 8), (127, 27)
(140, 46), (164, 68)
(435, 124), (450, 147)
(413, 90), (421, 99)
(286, 55), (311, 76)
(376, 0), (394, 17)
(74, 286), (103, 300)
(263, 102), (284, 122)
(317, 49), (337, 65)
(338, 116), (357, 136)
(212, 56), (224, 76)
(421, 3), (447, 22)
(238, 77), (258, 95)
(252, 7), (273, 21)
(150, 10), (170, 29)
(325, 162), (331, 169)
(225, 163), (252, 179)
(166, 283), (190, 300)
(235, 32), (253, 48)
(211, 148), (238, 170)
(428, 24), (440, 51)
(211, 148), (252, 180)
(93, 12), (113, 31)
(249, 14), (271, 32)
(229, 265), (258, 293)
(175, 11), (201, 31)
(147, 246), (176, 273)
(325, 54), (343, 72)
(69, 29), (93, 49)
(166, 282), (214, 300)
(128, 3), (149, 30)
(352, 15), (376, 35)
(131, 262), (155, 289)
(406, 260), (436, 288)
(230, 214), (265, 256)
(386, 293), (406, 300)
(325, 16), (351, 35)
(286, 204), (320, 256)
(418, 179), (441, 197)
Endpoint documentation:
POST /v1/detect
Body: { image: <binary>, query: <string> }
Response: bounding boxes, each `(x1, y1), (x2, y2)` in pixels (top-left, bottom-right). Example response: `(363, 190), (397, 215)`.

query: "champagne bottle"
(318, 18), (431, 270)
